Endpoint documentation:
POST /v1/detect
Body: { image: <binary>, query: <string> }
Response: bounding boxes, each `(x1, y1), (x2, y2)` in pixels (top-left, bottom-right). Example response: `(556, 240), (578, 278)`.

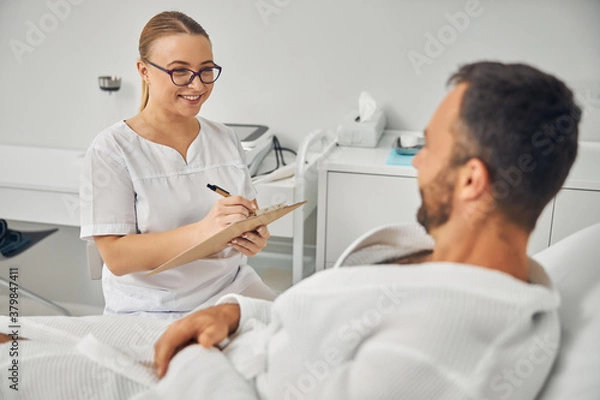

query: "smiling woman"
(78, 11), (276, 319)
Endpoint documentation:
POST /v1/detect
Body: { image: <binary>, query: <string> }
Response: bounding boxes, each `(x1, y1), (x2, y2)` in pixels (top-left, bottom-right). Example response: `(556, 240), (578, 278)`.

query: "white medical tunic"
(80, 117), (264, 318)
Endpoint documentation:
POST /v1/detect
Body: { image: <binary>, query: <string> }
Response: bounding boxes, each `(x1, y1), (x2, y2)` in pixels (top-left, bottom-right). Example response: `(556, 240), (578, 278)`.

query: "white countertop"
(2, 136), (599, 195)
(0, 144), (84, 193)
(325, 131), (418, 177)
(324, 133), (600, 191)
(0, 135), (598, 228)
(0, 143), (322, 232)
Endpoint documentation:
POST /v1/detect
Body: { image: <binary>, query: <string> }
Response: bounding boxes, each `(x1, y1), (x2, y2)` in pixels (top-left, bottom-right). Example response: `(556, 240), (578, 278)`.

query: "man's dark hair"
(448, 61), (582, 231)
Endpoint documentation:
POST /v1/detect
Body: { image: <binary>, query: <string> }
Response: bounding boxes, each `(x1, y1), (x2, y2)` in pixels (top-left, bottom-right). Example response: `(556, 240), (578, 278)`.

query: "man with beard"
(0, 61), (581, 400)
(151, 61), (580, 400)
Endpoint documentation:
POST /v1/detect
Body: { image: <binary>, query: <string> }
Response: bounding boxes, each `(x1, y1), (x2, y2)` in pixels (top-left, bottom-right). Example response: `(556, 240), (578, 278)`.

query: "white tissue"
(358, 91), (377, 122)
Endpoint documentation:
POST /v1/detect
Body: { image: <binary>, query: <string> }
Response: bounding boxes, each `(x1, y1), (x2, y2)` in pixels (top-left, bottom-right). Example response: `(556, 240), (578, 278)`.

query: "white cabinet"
(324, 172), (420, 266)
(0, 145), (83, 227)
(316, 135), (600, 271)
(552, 189), (600, 245)
(529, 201), (554, 253)
(549, 141), (600, 244)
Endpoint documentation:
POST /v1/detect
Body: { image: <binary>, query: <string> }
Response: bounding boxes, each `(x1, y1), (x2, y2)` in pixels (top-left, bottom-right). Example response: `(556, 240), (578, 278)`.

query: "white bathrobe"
(0, 224), (560, 400)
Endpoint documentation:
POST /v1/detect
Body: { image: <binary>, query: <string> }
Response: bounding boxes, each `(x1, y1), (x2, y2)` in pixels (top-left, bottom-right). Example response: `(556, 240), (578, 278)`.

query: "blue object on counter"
(386, 148), (415, 166)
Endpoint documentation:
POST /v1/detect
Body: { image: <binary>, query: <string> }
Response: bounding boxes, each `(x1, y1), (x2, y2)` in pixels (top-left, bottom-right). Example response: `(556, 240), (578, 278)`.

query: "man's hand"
(0, 333), (26, 343)
(154, 304), (241, 378)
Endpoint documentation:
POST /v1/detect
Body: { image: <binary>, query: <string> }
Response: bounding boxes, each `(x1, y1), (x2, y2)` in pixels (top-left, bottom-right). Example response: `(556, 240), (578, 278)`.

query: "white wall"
(1, 0), (599, 151)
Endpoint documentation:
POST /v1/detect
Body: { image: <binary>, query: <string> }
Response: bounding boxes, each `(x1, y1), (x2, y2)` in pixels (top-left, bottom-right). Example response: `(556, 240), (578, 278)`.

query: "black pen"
(207, 183), (230, 198)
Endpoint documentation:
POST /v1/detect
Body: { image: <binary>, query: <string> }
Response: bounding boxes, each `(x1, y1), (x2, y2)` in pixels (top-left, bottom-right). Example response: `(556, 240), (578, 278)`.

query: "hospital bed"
(1, 191), (599, 397)
(2, 223), (598, 399)
(532, 223), (600, 399)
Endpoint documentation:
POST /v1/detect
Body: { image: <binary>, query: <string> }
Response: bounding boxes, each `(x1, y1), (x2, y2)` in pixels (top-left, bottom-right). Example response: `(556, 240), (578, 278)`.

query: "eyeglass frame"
(143, 59), (222, 86)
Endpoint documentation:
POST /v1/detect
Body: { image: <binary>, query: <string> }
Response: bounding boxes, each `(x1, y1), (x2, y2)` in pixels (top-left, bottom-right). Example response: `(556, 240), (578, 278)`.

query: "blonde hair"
(138, 11), (210, 112)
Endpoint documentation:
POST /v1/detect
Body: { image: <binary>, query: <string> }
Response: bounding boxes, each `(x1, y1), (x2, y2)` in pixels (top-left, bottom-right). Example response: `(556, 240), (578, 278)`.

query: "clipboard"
(146, 201), (307, 276)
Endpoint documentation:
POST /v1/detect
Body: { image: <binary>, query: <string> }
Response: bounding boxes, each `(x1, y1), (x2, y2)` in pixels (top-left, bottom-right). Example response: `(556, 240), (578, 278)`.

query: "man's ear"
(457, 158), (490, 201)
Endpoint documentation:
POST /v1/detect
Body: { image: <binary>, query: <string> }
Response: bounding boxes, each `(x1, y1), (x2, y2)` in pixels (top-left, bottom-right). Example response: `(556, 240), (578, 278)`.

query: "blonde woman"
(80, 11), (275, 319)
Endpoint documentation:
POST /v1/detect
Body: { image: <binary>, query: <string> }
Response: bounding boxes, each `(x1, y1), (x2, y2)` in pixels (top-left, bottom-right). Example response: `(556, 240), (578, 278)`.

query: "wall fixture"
(98, 76), (121, 94)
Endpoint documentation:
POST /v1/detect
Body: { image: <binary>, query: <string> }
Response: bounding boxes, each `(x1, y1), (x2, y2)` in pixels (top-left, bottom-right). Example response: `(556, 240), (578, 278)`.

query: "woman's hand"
(154, 303), (241, 378)
(230, 225), (270, 256)
(198, 196), (257, 239)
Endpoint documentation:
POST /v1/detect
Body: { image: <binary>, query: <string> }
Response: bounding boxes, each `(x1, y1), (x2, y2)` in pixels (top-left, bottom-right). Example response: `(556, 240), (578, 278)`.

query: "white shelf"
(0, 144), (83, 193)
(0, 144), (324, 232)
(325, 131), (418, 177)
(0, 144), (84, 227)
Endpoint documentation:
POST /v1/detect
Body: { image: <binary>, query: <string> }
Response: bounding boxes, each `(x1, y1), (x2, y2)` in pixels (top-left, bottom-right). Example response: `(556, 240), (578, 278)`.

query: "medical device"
(393, 133), (425, 155)
(226, 123), (274, 176)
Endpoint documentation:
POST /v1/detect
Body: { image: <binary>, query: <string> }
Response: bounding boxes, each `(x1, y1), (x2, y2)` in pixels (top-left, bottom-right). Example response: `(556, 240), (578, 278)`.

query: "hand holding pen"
(206, 184), (269, 256)
(206, 184), (259, 215)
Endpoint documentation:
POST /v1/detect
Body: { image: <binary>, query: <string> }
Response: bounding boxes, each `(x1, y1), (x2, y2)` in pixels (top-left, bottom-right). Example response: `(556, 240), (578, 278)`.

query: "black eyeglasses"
(144, 60), (222, 86)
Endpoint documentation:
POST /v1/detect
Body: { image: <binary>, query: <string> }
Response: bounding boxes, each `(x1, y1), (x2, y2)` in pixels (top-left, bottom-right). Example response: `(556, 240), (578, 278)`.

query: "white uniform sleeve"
(79, 146), (137, 240)
(216, 294), (273, 334)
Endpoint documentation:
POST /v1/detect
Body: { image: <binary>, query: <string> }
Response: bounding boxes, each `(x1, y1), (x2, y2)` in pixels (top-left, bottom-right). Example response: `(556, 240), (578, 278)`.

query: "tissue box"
(337, 109), (387, 147)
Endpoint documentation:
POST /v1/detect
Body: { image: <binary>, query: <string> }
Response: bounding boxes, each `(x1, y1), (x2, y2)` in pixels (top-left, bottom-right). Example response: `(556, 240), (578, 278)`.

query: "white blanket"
(0, 315), (166, 399)
(0, 224), (560, 400)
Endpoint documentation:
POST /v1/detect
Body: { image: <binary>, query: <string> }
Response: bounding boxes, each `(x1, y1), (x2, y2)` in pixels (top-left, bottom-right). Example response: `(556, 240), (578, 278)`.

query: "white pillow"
(533, 223), (600, 400)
